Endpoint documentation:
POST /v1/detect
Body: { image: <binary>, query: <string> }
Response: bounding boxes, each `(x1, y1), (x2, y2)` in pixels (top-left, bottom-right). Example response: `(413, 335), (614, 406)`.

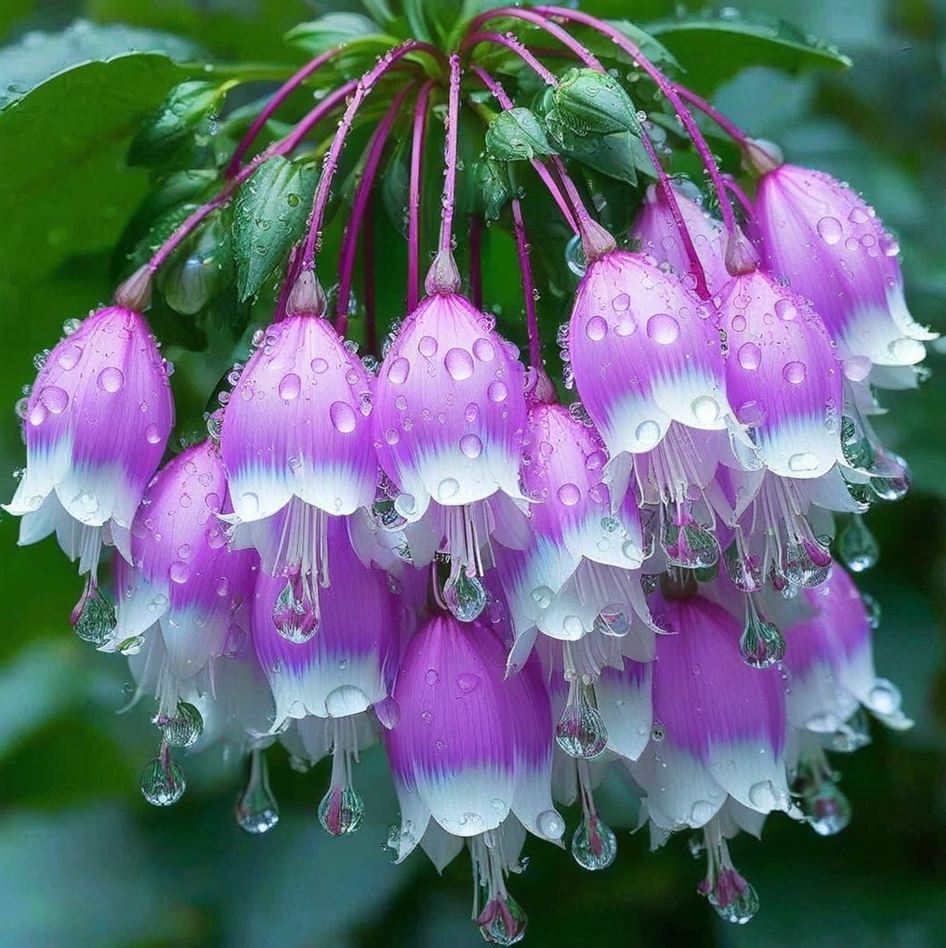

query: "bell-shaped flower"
(385, 614), (562, 860)
(493, 402), (653, 646)
(219, 311), (377, 589)
(784, 562), (912, 743)
(375, 294), (527, 523)
(754, 161), (936, 381)
(4, 305), (174, 573)
(251, 515), (398, 728)
(628, 592), (794, 831)
(633, 183), (729, 294)
(718, 270), (844, 481)
(105, 440), (258, 679)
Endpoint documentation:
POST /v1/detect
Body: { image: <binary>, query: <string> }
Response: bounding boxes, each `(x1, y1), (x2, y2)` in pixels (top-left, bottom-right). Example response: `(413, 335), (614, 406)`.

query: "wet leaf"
(485, 107), (554, 162)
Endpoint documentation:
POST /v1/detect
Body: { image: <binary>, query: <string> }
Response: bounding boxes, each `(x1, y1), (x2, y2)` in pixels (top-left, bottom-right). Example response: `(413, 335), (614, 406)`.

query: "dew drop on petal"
(557, 483), (581, 506)
(40, 386), (69, 414)
(472, 337), (495, 362)
(387, 357), (410, 384)
(278, 373), (301, 400)
(646, 313), (679, 345)
(737, 342), (761, 371)
(444, 347), (474, 381)
(330, 401), (357, 433)
(585, 316), (608, 341)
(418, 335), (438, 357)
(817, 216), (843, 245)
(97, 366), (125, 393)
(783, 361), (807, 385)
(459, 433), (482, 458)
(487, 381), (508, 403)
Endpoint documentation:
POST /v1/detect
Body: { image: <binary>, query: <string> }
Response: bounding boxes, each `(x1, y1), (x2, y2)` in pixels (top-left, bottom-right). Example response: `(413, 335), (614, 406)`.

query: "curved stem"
(511, 198), (541, 371)
(723, 174), (755, 220)
(408, 81), (436, 311)
(437, 54), (463, 256)
(335, 83), (416, 334)
(362, 205), (377, 353)
(462, 31), (558, 85)
(465, 6), (605, 70)
(148, 80), (358, 274)
(675, 85), (749, 147)
(226, 47), (340, 178)
(301, 41), (445, 273)
(536, 5), (740, 236)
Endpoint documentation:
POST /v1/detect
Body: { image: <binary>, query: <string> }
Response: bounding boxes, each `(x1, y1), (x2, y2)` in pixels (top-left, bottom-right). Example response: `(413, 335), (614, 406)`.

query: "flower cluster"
(6, 6), (930, 943)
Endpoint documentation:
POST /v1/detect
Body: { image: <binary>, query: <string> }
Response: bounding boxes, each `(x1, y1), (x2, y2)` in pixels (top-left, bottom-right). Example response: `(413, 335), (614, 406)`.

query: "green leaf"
(553, 67), (640, 136)
(0, 19), (199, 110)
(485, 108), (554, 161)
(127, 79), (227, 167)
(546, 115), (640, 185)
(159, 213), (234, 316)
(0, 52), (194, 286)
(403, 0), (432, 43)
(231, 155), (317, 301)
(285, 13), (396, 55)
(649, 10), (851, 94)
(474, 159), (513, 221)
(361, 0), (396, 27)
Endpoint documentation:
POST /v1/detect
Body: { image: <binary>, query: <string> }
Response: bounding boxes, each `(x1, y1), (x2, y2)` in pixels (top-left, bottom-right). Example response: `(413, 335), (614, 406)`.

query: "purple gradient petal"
(717, 270), (844, 479)
(220, 315), (377, 522)
(755, 164), (935, 369)
(568, 251), (729, 456)
(373, 293), (527, 520)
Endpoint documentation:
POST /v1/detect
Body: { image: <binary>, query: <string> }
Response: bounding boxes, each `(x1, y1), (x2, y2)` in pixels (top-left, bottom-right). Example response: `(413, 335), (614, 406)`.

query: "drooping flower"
(4, 305), (173, 573)
(386, 614), (561, 855)
(628, 591), (794, 832)
(753, 158), (936, 383)
(104, 440), (257, 673)
(220, 307), (377, 633)
(632, 182), (729, 294)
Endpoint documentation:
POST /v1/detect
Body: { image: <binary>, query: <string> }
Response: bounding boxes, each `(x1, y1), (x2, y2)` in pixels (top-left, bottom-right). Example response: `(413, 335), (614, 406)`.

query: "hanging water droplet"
(443, 568), (487, 622)
(706, 871), (760, 924)
(803, 781), (852, 836)
(565, 234), (587, 276)
(476, 893), (528, 946)
(140, 753), (186, 806)
(739, 607), (785, 669)
(571, 813), (617, 871)
(318, 784), (365, 836)
(273, 571), (319, 643)
(235, 749), (280, 834)
(72, 582), (116, 646)
(838, 515), (879, 572)
(160, 701), (204, 748)
(555, 693), (608, 759)
(536, 809), (565, 840)
(661, 510), (719, 570)
(780, 539), (831, 588)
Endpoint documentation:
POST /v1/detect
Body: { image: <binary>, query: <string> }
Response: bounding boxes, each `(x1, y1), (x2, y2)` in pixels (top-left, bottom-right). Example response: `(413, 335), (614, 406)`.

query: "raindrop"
(97, 366), (125, 393)
(330, 401), (357, 433)
(443, 569), (487, 622)
(235, 749), (280, 834)
(838, 515), (879, 572)
(816, 216), (843, 245)
(646, 313), (679, 345)
(318, 784), (365, 836)
(278, 373), (301, 400)
(571, 814), (617, 871)
(160, 702), (204, 748)
(140, 752), (186, 806)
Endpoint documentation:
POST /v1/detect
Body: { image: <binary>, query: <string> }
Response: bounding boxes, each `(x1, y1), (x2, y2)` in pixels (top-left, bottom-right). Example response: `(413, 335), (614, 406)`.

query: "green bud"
(485, 107), (555, 162)
(553, 67), (640, 136)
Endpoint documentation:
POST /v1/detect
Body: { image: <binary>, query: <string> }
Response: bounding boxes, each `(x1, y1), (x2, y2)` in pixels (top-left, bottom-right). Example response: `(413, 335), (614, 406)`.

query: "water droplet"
(536, 809), (565, 840)
(737, 342), (761, 371)
(97, 366), (125, 393)
(437, 477), (460, 501)
(691, 396), (720, 425)
(774, 298), (797, 321)
(278, 373), (301, 400)
(57, 344), (82, 370)
(570, 813), (618, 871)
(418, 335), (438, 357)
(803, 781), (851, 836)
(634, 420), (661, 448)
(330, 401), (357, 433)
(487, 381), (508, 403)
(585, 316), (608, 341)
(557, 483), (581, 506)
(234, 753), (280, 834)
(444, 347), (475, 381)
(739, 608), (785, 669)
(706, 869), (759, 924)
(839, 515), (879, 572)
(318, 784), (365, 836)
(272, 572), (319, 643)
(476, 893), (528, 946)
(459, 433), (482, 459)
(145, 424), (162, 444)
(783, 361), (807, 384)
(646, 313), (679, 345)
(160, 701), (204, 747)
(140, 754), (186, 806)
(311, 357), (328, 374)
(39, 386), (69, 414)
(387, 356), (410, 384)
(168, 561), (190, 585)
(72, 583), (116, 645)
(443, 569), (487, 622)
(817, 216), (843, 245)
(555, 697), (608, 759)
(457, 672), (481, 693)
(473, 338), (495, 362)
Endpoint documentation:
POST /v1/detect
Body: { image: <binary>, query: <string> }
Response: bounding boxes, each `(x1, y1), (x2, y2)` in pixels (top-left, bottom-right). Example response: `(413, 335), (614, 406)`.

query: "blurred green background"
(1, 1), (945, 946)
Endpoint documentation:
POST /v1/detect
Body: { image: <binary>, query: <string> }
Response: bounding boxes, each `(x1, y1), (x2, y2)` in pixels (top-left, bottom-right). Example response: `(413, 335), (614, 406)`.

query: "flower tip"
(114, 264), (153, 311)
(724, 227), (759, 276)
(424, 249), (462, 296)
(286, 268), (327, 317)
(525, 366), (557, 405)
(742, 137), (784, 177)
(580, 218), (617, 264)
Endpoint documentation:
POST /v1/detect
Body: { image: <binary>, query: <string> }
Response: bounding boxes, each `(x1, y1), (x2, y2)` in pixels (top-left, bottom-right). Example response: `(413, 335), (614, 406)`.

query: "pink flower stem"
(462, 31), (558, 85)
(225, 47), (341, 178)
(148, 79), (358, 274)
(335, 83), (417, 336)
(674, 85), (750, 147)
(362, 203), (377, 353)
(407, 81), (436, 312)
(465, 6), (605, 70)
(511, 198), (542, 370)
(436, 54), (463, 257)
(468, 9), (708, 295)
(469, 214), (484, 309)
(723, 174), (756, 219)
(301, 41), (446, 273)
(535, 5), (740, 236)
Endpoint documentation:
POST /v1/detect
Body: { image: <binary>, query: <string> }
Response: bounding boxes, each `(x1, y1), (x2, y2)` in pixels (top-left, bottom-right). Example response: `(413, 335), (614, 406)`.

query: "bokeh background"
(1, 1), (945, 945)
